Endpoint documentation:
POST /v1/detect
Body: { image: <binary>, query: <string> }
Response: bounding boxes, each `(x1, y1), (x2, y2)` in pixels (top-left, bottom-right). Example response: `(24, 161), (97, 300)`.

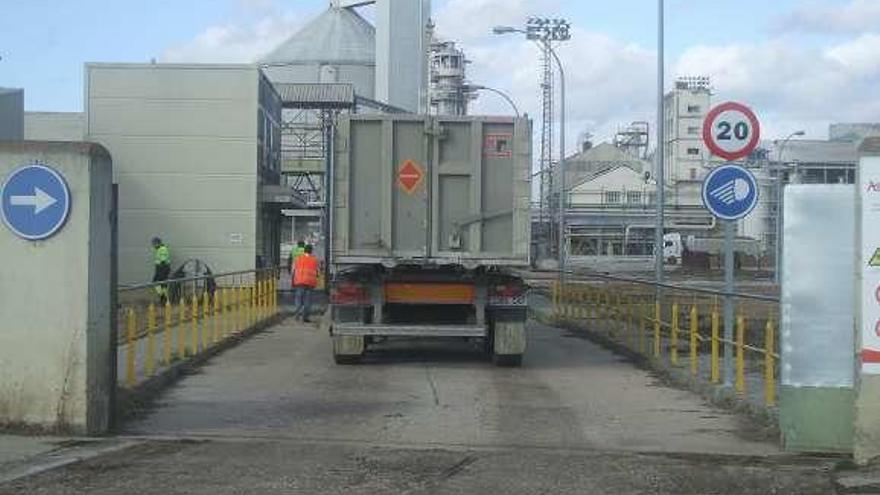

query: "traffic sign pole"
(723, 220), (735, 387)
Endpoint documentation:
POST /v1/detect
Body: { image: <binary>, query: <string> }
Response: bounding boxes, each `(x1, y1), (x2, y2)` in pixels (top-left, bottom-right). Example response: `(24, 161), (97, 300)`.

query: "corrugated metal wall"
(86, 64), (268, 285)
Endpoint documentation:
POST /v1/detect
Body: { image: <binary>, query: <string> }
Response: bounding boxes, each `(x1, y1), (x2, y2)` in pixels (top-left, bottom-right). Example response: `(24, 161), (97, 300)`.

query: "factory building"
(24, 112), (85, 141)
(0, 88), (24, 140)
(85, 63), (288, 285)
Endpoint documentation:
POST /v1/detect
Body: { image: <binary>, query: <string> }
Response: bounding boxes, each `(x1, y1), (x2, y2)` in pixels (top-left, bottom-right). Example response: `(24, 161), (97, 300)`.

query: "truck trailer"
(328, 115), (531, 366)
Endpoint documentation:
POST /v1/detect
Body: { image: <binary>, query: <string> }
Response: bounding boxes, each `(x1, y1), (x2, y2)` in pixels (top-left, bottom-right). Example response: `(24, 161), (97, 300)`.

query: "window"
(687, 126), (700, 135)
(604, 191), (622, 204)
(687, 104), (701, 113)
(626, 191), (642, 205)
(687, 148), (700, 156)
(689, 168), (697, 180)
(648, 192), (657, 205)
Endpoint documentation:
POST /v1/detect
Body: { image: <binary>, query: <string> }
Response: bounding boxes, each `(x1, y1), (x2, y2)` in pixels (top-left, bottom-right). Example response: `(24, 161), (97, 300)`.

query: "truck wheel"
(493, 353), (522, 367)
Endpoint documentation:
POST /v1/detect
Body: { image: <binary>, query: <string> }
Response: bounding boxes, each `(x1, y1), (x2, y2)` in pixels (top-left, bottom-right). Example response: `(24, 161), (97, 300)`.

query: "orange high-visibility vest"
(293, 254), (319, 288)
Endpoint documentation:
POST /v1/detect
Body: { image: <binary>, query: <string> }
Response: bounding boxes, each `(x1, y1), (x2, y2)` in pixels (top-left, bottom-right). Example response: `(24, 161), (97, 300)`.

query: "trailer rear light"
(331, 283), (370, 305)
(488, 283), (527, 306)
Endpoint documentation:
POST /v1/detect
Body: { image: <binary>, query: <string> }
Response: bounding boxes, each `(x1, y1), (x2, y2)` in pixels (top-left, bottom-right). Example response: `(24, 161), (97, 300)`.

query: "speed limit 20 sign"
(702, 102), (761, 161)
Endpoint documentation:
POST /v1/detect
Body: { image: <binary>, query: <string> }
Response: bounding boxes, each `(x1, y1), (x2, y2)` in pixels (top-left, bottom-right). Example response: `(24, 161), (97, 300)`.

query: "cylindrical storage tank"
(260, 6), (375, 98)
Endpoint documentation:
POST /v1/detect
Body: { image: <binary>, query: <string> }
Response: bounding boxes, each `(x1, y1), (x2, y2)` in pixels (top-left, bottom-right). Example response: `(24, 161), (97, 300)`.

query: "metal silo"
(260, 5), (376, 99)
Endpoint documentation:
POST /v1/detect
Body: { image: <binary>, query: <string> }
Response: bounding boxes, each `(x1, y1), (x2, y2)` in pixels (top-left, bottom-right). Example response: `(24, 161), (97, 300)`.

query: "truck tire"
(332, 335), (365, 365)
(334, 354), (363, 365)
(493, 353), (522, 367)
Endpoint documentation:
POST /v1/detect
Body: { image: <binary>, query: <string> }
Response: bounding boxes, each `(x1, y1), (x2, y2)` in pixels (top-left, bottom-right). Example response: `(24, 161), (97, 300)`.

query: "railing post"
(616, 291), (623, 337)
(202, 291), (210, 349)
(272, 275), (278, 313)
(125, 308), (136, 388)
(146, 304), (156, 378)
(250, 285), (256, 327)
(689, 304), (698, 377)
(163, 301), (172, 365)
(736, 314), (746, 394)
(653, 300), (661, 358)
(711, 303), (720, 383)
(765, 318), (776, 406)
(190, 294), (199, 355)
(552, 280), (559, 317)
(178, 297), (186, 358)
(671, 301), (679, 366)
(639, 302), (647, 354)
(213, 290), (221, 344)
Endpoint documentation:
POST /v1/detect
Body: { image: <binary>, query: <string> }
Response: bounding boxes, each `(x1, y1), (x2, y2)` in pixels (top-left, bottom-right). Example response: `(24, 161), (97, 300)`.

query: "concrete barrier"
(0, 141), (113, 434)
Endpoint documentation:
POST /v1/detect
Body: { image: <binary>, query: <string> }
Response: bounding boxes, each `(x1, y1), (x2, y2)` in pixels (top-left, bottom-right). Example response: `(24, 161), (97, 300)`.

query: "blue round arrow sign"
(1, 164), (71, 240)
(701, 164), (759, 221)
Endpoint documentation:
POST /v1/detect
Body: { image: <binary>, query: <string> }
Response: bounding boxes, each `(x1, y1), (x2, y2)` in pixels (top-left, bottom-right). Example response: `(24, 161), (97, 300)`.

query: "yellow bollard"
(146, 304), (156, 378)
(190, 294), (199, 355)
(177, 297), (186, 358)
(689, 304), (698, 377)
(238, 285), (244, 332)
(271, 277), (277, 314)
(711, 304), (720, 383)
(736, 314), (746, 394)
(125, 308), (136, 388)
(653, 301), (661, 358)
(639, 302), (647, 354)
(250, 285), (256, 327)
(202, 291), (210, 349)
(671, 302), (679, 365)
(765, 318), (776, 406)
(220, 287), (228, 339)
(163, 301), (172, 365)
(272, 276), (278, 314)
(256, 279), (263, 322)
(213, 290), (221, 344)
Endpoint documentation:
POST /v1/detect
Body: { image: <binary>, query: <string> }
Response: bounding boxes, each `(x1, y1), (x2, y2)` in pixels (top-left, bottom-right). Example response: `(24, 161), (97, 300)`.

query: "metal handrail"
(119, 266), (281, 292)
(560, 269), (780, 303)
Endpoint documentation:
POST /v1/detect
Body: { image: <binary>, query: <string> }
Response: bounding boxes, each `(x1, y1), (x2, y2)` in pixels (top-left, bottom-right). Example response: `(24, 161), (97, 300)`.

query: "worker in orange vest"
(292, 244), (319, 322)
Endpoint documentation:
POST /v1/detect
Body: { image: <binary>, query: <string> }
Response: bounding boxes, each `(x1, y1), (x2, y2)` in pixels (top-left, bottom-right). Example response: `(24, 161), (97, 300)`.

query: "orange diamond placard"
(397, 159), (424, 195)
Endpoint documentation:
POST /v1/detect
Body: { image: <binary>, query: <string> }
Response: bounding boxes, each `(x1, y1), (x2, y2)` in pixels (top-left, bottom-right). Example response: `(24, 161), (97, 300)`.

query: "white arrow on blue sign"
(1, 164), (71, 240)
(701, 164), (759, 221)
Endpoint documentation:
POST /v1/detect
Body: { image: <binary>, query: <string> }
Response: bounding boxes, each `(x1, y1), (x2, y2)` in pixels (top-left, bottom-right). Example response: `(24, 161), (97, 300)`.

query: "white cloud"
(433, 0), (560, 42)
(160, 0), (880, 146)
(434, 0), (656, 153)
(675, 34), (880, 139)
(160, 8), (303, 63)
(778, 0), (880, 34)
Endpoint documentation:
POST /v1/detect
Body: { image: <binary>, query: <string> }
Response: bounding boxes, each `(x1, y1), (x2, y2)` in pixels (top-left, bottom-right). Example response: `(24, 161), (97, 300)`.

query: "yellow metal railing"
(119, 268), (280, 389)
(551, 279), (779, 408)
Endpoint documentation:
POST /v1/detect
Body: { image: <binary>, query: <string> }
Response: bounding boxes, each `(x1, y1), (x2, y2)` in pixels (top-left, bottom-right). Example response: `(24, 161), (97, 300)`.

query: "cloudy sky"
(3, 0), (879, 147)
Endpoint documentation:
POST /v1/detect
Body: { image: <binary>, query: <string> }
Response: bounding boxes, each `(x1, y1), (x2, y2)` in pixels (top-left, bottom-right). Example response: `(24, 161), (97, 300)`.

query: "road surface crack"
(424, 365), (440, 406)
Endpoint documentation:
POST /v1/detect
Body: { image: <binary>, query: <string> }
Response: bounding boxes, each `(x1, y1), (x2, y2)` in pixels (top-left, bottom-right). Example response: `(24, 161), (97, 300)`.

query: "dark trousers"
(293, 285), (313, 320)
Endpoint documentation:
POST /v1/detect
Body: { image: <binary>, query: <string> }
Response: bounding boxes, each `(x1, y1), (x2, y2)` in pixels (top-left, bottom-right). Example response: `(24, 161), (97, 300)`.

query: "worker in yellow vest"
(151, 236), (172, 304)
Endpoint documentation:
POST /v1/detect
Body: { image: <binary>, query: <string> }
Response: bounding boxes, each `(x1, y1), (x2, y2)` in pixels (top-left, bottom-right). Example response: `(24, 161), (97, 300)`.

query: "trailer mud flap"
(494, 321), (526, 355)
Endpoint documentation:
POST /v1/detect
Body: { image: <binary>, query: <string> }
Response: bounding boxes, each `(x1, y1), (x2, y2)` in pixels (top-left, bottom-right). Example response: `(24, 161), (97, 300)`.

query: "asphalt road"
(1, 319), (837, 494)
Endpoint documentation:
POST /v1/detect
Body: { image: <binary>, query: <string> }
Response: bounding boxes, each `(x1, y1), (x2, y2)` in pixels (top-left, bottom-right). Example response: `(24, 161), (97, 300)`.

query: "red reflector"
(490, 284), (523, 298)
(331, 283), (369, 305)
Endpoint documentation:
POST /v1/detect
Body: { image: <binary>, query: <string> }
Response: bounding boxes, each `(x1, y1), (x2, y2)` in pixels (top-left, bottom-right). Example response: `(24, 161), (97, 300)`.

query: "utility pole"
(494, 20), (570, 269)
(655, 0), (666, 287)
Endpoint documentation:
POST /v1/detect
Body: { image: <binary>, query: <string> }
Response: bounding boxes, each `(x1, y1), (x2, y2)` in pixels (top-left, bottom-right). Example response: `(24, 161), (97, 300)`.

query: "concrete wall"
(0, 141), (113, 434)
(0, 88), (24, 140)
(24, 112), (86, 141)
(85, 63), (269, 285)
